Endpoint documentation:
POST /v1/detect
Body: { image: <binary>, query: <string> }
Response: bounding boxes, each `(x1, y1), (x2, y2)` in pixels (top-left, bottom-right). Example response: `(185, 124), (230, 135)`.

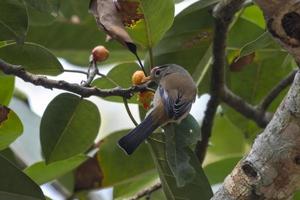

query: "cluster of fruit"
(91, 45), (154, 110)
(131, 70), (154, 110)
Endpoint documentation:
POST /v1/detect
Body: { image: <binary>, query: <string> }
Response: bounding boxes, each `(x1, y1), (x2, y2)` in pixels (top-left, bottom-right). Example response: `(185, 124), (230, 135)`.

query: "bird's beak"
(142, 76), (151, 83)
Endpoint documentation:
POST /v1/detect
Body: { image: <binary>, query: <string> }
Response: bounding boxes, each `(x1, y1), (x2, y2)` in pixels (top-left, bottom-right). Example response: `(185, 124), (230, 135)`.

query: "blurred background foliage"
(0, 0), (298, 199)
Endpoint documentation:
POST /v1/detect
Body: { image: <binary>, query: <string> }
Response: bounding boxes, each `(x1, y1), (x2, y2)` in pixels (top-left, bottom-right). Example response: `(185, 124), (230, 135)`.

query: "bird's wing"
(159, 85), (193, 120)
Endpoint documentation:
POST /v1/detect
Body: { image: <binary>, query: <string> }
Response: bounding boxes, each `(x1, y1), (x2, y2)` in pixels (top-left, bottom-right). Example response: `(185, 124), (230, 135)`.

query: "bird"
(118, 64), (197, 155)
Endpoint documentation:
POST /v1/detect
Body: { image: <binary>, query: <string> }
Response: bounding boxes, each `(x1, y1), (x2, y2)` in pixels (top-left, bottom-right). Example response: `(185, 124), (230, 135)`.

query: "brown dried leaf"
(115, 0), (144, 27)
(89, 0), (134, 47)
(230, 52), (255, 72)
(74, 156), (103, 191)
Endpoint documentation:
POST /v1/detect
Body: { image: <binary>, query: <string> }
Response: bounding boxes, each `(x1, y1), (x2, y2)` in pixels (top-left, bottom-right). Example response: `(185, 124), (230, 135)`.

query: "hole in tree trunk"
(242, 162), (258, 178)
(294, 155), (300, 165)
(282, 12), (300, 41)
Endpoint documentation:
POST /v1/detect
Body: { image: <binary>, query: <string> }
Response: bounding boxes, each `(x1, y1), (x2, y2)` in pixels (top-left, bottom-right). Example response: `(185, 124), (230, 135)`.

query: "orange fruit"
(92, 45), (109, 62)
(138, 91), (154, 110)
(132, 70), (146, 85)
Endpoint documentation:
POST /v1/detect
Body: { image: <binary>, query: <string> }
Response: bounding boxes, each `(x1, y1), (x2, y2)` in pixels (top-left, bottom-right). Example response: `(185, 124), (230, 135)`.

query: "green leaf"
(164, 115), (201, 187)
(148, 133), (213, 200)
(0, 105), (23, 151)
(0, 74), (14, 106)
(0, 0), (28, 42)
(0, 42), (63, 75)
(207, 113), (246, 160)
(40, 93), (100, 163)
(0, 148), (21, 168)
(92, 62), (140, 103)
(97, 130), (155, 187)
(27, 19), (137, 66)
(204, 156), (241, 184)
(241, 5), (265, 29)
(294, 191), (300, 200)
(56, 172), (74, 194)
(239, 32), (275, 57)
(26, 5), (56, 26)
(228, 17), (264, 49)
(24, 155), (87, 185)
(0, 155), (45, 200)
(125, 0), (175, 48)
(23, 0), (52, 13)
(114, 171), (159, 200)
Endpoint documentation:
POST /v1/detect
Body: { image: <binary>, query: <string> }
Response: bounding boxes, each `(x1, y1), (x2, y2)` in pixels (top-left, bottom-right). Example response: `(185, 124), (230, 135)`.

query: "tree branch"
(221, 87), (271, 127)
(195, 0), (245, 164)
(0, 59), (149, 99)
(259, 69), (297, 111)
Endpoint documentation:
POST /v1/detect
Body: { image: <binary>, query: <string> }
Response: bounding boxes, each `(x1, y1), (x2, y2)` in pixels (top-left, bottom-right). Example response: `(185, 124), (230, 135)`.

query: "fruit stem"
(134, 52), (147, 76)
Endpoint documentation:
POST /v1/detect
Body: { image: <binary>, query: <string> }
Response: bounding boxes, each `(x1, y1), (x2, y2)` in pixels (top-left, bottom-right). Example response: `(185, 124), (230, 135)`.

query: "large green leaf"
(0, 0), (28, 42)
(114, 171), (159, 200)
(92, 62), (140, 103)
(26, 4), (56, 26)
(97, 130), (155, 187)
(24, 155), (87, 185)
(206, 113), (246, 162)
(0, 148), (21, 169)
(164, 115), (201, 187)
(239, 32), (276, 57)
(228, 17), (265, 49)
(0, 74), (14, 106)
(0, 42), (63, 75)
(204, 156), (241, 185)
(23, 0), (52, 13)
(148, 132), (213, 200)
(27, 19), (137, 66)
(0, 155), (45, 200)
(0, 105), (23, 151)
(40, 93), (100, 163)
(124, 0), (174, 48)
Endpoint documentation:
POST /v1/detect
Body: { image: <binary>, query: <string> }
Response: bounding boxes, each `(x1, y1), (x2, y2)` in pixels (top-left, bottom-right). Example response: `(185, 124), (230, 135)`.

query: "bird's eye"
(155, 69), (161, 76)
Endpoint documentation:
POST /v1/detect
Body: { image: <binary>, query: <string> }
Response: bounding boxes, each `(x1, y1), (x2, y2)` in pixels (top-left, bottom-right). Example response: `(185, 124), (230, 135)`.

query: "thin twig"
(82, 61), (98, 86)
(123, 97), (139, 126)
(258, 69), (297, 111)
(0, 59), (149, 99)
(128, 182), (162, 200)
(195, 0), (246, 163)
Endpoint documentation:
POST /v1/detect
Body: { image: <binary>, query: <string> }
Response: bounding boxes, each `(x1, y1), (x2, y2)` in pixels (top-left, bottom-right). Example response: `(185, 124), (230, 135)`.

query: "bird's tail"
(118, 112), (160, 155)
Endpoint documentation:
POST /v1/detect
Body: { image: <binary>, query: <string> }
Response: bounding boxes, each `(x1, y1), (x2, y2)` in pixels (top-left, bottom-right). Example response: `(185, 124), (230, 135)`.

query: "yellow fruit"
(132, 70), (146, 85)
(92, 45), (109, 62)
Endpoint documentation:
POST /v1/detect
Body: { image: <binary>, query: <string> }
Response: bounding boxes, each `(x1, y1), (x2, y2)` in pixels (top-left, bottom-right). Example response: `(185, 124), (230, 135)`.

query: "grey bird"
(118, 64), (197, 155)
